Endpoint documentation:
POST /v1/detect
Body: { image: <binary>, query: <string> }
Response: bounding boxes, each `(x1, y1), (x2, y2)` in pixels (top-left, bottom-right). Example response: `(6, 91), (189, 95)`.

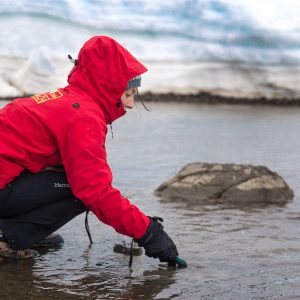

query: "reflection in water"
(0, 260), (35, 298)
(2, 102), (300, 299)
(31, 243), (176, 299)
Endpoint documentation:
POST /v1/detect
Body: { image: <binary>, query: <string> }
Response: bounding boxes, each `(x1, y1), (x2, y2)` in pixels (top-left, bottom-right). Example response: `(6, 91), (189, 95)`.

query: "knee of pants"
(0, 199), (87, 250)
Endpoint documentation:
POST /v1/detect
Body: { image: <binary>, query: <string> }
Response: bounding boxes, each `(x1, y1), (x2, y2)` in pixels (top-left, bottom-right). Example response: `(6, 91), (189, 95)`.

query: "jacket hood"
(67, 36), (148, 124)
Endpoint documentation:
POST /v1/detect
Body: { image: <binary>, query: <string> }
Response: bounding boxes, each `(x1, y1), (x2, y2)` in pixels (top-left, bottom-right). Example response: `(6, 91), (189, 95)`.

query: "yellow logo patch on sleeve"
(32, 90), (63, 104)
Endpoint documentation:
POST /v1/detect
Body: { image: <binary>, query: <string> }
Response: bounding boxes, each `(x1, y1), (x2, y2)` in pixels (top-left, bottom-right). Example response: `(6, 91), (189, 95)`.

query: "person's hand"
(135, 216), (180, 267)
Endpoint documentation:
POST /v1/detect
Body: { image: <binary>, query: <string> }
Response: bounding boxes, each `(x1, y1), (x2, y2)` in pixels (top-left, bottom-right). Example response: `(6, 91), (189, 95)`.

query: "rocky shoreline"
(2, 91), (300, 106)
(141, 92), (300, 106)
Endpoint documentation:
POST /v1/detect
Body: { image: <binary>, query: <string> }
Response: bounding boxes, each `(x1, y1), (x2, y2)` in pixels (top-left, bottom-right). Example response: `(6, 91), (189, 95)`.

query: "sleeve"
(57, 112), (150, 239)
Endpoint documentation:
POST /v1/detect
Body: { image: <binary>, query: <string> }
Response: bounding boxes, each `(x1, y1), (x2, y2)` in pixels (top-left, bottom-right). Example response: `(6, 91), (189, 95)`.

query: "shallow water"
(1, 101), (300, 299)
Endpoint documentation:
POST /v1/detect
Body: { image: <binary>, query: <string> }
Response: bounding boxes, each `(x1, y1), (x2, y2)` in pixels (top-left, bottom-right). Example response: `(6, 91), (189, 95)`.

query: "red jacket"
(0, 36), (150, 239)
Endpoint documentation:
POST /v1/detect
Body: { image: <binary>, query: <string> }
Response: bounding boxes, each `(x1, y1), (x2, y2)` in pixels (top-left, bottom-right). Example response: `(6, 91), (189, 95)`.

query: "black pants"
(0, 171), (86, 250)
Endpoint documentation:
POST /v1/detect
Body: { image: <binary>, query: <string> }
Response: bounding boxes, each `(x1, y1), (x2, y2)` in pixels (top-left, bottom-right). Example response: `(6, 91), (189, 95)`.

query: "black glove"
(134, 216), (179, 267)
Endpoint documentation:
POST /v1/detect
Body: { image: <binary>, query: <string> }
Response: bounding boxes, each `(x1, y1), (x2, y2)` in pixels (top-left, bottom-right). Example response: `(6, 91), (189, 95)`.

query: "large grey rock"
(156, 163), (294, 206)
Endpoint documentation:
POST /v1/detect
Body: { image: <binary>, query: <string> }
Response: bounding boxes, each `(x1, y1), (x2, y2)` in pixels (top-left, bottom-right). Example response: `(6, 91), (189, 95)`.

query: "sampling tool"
(114, 239), (188, 269)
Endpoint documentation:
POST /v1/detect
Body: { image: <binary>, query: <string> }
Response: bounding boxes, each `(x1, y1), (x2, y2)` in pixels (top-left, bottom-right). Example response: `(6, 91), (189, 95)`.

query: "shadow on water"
(0, 242), (177, 300)
(0, 260), (36, 298)
(158, 193), (288, 215)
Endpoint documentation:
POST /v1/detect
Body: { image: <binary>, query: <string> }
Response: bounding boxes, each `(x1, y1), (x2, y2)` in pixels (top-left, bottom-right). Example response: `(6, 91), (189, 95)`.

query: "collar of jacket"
(66, 36), (148, 124)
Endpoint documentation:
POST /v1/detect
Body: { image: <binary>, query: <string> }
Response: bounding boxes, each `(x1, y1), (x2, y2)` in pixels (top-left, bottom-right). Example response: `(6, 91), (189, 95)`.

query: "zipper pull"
(109, 124), (114, 139)
(68, 54), (78, 65)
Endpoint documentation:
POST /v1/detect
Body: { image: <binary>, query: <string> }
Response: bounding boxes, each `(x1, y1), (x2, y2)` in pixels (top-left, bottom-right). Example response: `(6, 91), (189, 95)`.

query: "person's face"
(121, 88), (137, 109)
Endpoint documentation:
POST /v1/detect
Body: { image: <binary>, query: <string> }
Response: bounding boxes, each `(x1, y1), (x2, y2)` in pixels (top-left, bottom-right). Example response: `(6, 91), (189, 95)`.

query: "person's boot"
(0, 241), (38, 260)
(33, 233), (64, 247)
(0, 230), (8, 243)
(1, 230), (63, 248)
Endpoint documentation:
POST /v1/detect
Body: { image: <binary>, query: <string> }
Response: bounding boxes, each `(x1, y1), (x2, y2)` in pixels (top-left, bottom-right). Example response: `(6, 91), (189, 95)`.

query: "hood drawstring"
(85, 211), (93, 245)
(137, 89), (151, 111)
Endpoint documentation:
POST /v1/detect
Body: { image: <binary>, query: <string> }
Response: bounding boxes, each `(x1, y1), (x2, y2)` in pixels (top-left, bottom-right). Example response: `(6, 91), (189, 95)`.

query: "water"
(1, 100), (300, 299)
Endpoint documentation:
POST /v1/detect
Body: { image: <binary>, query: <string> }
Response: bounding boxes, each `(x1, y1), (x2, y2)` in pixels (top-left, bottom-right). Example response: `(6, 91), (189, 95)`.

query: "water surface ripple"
(1, 102), (300, 299)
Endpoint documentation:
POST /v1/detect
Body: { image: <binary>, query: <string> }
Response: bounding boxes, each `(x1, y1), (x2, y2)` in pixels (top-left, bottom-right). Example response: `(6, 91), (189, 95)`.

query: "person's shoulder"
(66, 101), (107, 129)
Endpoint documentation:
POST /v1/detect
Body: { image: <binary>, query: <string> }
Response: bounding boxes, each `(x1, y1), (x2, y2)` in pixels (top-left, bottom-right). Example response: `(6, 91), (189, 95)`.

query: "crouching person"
(0, 36), (179, 266)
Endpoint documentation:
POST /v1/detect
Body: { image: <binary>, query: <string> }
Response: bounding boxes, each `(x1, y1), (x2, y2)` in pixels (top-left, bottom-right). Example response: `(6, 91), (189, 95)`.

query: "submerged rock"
(156, 163), (294, 206)
(113, 240), (142, 256)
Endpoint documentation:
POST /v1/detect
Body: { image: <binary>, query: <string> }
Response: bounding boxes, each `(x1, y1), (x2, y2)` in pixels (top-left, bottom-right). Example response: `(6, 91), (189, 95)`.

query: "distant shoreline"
(142, 92), (300, 106)
(2, 92), (300, 106)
